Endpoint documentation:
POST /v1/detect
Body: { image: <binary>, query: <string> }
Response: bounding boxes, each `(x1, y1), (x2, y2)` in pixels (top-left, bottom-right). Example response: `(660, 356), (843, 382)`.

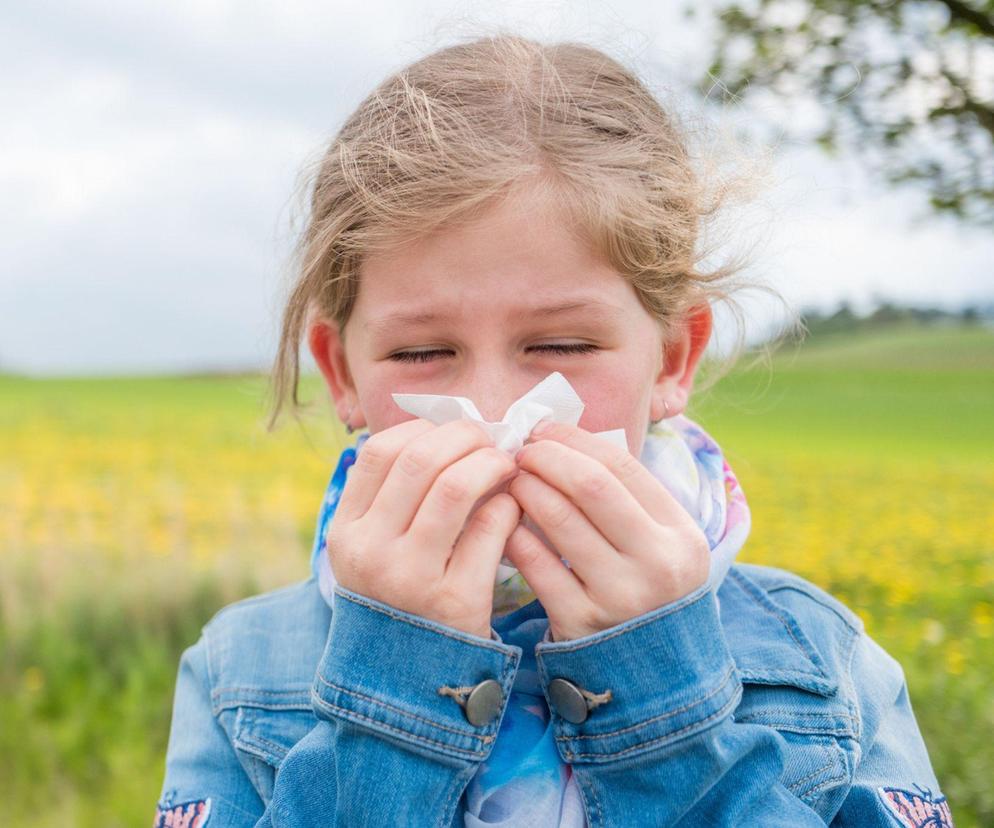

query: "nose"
(460, 366), (534, 424)
(467, 387), (517, 424)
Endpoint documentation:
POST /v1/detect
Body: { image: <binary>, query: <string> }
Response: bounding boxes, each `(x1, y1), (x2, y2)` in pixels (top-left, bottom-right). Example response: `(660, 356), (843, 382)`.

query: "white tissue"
(392, 371), (627, 454)
(392, 372), (628, 584)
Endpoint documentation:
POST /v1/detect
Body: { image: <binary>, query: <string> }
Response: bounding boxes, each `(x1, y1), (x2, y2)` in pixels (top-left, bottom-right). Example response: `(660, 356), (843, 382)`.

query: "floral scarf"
(309, 414), (751, 826)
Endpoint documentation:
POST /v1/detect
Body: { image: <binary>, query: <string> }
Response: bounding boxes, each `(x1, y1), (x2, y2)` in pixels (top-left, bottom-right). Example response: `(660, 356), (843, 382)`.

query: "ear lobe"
(307, 319), (359, 425)
(650, 303), (713, 420)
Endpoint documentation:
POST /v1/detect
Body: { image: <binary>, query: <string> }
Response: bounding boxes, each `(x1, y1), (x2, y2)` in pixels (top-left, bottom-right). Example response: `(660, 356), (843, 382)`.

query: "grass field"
(2, 321), (992, 826)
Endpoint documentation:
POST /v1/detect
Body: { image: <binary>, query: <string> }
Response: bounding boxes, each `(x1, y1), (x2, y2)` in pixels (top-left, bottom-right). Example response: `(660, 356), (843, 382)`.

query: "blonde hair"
(265, 32), (799, 432)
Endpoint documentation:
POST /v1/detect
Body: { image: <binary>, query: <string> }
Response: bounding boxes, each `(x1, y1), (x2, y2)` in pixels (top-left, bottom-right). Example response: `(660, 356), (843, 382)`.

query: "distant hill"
(796, 299), (994, 339)
(765, 319), (994, 373)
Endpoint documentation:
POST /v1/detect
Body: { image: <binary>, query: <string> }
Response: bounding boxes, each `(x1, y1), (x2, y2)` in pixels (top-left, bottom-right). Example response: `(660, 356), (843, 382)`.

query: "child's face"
(312, 182), (710, 459)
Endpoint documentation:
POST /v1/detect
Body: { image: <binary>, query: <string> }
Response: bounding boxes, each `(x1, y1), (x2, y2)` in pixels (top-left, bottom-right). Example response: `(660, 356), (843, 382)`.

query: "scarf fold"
(309, 414), (751, 827)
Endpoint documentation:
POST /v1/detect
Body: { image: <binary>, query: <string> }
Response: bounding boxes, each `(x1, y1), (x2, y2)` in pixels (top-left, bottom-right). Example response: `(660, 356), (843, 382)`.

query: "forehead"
(362, 297), (628, 337)
(352, 183), (638, 329)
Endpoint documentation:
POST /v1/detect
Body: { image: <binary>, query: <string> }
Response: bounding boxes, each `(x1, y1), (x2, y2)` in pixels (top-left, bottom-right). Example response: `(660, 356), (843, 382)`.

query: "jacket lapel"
(717, 567), (839, 697)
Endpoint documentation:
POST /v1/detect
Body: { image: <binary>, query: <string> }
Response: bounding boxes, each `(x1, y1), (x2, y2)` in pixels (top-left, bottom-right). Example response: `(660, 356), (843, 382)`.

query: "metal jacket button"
(464, 679), (503, 726)
(548, 678), (589, 724)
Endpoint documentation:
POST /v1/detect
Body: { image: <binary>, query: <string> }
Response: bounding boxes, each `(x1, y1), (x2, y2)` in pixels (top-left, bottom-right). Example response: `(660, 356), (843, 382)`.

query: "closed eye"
(388, 343), (599, 363)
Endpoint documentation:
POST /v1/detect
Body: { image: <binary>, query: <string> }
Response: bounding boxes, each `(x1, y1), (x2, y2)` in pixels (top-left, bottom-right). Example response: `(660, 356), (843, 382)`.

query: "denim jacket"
(157, 562), (951, 827)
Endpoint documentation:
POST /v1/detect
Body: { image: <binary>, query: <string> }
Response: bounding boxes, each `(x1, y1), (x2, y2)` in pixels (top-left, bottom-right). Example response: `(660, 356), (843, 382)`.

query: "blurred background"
(1, 1), (992, 825)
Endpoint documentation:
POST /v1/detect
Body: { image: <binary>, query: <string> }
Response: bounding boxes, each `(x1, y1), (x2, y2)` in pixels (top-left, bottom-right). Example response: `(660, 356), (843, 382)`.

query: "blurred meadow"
(1, 320), (992, 827)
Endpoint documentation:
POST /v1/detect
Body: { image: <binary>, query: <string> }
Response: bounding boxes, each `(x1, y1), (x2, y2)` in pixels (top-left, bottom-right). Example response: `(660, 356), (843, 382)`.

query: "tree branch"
(933, 0), (994, 37)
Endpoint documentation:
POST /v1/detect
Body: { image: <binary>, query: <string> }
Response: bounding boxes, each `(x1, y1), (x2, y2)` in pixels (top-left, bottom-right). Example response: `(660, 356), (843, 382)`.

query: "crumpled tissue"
(392, 372), (628, 583)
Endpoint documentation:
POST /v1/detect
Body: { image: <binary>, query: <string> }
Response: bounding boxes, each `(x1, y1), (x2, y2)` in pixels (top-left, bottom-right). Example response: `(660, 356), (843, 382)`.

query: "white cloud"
(1, 0), (991, 375)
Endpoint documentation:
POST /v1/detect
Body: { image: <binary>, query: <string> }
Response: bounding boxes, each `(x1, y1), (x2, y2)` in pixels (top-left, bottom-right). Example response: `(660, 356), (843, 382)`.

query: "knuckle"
(471, 503), (503, 536)
(437, 472), (471, 505)
(450, 418), (491, 445)
(496, 491), (522, 520)
(327, 534), (365, 584)
(585, 606), (612, 632)
(354, 437), (391, 472)
(576, 470), (611, 499)
(512, 528), (545, 568)
(473, 493), (518, 535)
(611, 451), (643, 483)
(539, 496), (573, 529)
(434, 582), (475, 618)
(486, 447), (516, 472)
(398, 445), (433, 478)
(376, 563), (411, 599)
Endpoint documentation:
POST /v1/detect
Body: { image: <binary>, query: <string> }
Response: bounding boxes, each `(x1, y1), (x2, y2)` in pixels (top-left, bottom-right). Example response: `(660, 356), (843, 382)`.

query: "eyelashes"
(388, 342), (599, 363)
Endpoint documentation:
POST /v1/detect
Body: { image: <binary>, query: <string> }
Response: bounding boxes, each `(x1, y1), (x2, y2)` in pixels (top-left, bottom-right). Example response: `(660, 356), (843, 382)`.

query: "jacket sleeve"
(156, 638), (267, 827)
(257, 585), (523, 828)
(829, 631), (953, 826)
(533, 584), (833, 827)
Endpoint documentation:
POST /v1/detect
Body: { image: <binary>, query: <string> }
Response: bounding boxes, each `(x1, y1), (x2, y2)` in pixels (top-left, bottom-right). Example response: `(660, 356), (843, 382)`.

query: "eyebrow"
(364, 299), (625, 334)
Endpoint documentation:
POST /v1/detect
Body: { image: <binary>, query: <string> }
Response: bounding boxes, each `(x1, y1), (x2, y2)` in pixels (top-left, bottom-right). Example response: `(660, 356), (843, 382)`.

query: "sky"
(1, 0), (991, 377)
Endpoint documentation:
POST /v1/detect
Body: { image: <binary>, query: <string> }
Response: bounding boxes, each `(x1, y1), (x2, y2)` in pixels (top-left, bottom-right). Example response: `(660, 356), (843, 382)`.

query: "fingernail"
(530, 420), (552, 436)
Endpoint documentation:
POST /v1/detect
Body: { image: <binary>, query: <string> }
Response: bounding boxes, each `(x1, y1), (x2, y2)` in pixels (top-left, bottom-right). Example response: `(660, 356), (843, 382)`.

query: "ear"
(649, 303), (713, 420)
(307, 318), (365, 430)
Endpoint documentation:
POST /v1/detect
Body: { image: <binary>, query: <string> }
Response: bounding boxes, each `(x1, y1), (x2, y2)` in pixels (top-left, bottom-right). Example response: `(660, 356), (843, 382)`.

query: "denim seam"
(213, 687), (311, 698)
(211, 686), (312, 715)
(841, 622), (862, 743)
(438, 768), (475, 828)
(202, 631), (219, 706)
(537, 587), (710, 652)
(438, 776), (459, 828)
(736, 709), (858, 721)
(315, 673), (495, 740)
(208, 577), (317, 624)
(334, 587), (519, 655)
(248, 753), (266, 794)
(787, 752), (837, 793)
(576, 769), (604, 827)
(590, 772), (606, 827)
(311, 693), (491, 758)
(560, 664), (736, 741)
(237, 730), (292, 763)
(739, 669), (830, 683)
(799, 770), (849, 799)
(233, 735), (276, 769)
(213, 700), (313, 715)
(736, 719), (855, 738)
(764, 582), (861, 636)
(561, 683), (742, 760)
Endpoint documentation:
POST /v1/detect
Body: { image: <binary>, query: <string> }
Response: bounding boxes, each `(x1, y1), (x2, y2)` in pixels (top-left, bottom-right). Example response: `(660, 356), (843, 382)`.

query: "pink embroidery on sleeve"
(153, 797), (212, 828)
(878, 785), (953, 827)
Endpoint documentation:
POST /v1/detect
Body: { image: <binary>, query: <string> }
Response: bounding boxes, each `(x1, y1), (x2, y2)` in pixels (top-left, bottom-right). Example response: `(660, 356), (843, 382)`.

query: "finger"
(446, 492), (521, 595)
(503, 519), (586, 622)
(515, 438), (659, 554)
(334, 418), (436, 522)
(367, 419), (497, 535)
(525, 421), (684, 526)
(408, 446), (517, 554)
(508, 469), (615, 583)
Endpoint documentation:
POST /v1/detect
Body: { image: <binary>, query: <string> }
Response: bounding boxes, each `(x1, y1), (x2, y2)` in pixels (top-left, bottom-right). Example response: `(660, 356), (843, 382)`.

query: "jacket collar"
(716, 567), (838, 696)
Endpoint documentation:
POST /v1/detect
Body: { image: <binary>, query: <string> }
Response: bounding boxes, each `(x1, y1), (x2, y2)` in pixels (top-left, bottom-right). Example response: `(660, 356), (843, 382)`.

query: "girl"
(157, 34), (951, 827)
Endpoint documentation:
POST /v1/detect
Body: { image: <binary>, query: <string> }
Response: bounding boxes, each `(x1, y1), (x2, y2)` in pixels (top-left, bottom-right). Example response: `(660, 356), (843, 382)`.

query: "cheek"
(572, 369), (652, 448)
(365, 407), (418, 435)
(357, 384), (419, 434)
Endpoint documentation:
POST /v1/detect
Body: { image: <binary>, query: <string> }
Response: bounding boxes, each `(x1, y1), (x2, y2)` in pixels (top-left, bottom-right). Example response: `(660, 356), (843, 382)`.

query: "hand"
(505, 420), (709, 642)
(326, 418), (522, 640)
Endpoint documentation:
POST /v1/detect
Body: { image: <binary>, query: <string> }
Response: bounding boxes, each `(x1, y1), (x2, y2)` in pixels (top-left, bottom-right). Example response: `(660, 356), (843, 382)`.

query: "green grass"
(1, 320), (992, 826)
